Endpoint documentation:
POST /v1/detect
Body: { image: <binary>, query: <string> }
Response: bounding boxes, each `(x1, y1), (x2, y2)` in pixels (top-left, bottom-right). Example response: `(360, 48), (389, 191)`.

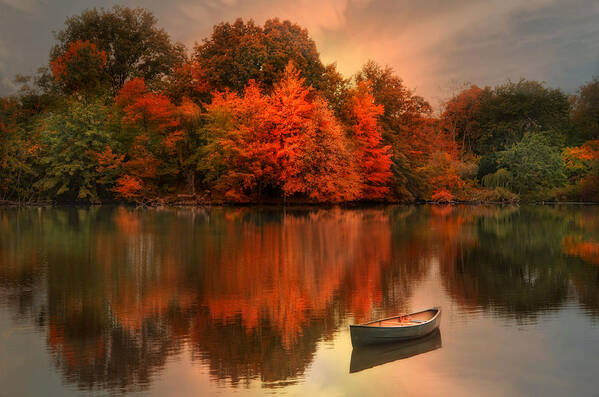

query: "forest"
(1, 6), (598, 204)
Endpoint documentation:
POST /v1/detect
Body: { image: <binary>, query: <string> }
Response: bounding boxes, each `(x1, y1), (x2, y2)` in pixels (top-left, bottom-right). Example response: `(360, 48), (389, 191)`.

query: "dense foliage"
(1, 6), (598, 204)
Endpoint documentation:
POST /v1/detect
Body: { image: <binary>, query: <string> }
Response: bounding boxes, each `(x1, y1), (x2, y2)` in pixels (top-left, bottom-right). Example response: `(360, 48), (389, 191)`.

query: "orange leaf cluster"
(114, 175), (144, 199)
(564, 140), (599, 164)
(205, 64), (367, 202)
(50, 40), (107, 92)
(113, 78), (206, 200)
(350, 82), (392, 199)
(94, 146), (124, 174)
(116, 78), (179, 131)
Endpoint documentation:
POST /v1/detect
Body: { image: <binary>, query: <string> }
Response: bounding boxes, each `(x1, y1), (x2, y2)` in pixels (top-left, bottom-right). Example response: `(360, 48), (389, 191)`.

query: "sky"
(1, 0), (598, 106)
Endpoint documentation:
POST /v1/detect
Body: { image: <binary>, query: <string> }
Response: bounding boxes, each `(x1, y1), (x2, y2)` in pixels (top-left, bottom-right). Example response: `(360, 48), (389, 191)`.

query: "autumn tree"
(561, 140), (599, 201)
(349, 81), (392, 200)
(203, 65), (360, 202)
(414, 118), (467, 201)
(355, 61), (431, 136)
(202, 81), (276, 201)
(354, 61), (433, 201)
(441, 85), (484, 155)
(161, 60), (211, 105)
(114, 78), (191, 200)
(0, 97), (40, 202)
(269, 65), (316, 191)
(50, 40), (108, 95)
(273, 66), (360, 202)
(51, 6), (183, 92)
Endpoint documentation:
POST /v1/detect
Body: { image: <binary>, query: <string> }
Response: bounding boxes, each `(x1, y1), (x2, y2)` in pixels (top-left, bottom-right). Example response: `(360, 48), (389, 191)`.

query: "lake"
(1, 205), (598, 396)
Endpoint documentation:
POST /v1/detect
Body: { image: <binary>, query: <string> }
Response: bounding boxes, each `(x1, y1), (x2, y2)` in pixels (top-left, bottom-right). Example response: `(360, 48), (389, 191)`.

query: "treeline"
(0, 6), (598, 204)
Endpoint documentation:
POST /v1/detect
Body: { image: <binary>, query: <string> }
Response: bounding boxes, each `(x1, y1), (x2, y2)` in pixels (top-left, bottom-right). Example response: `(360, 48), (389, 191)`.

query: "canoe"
(349, 328), (442, 373)
(349, 307), (441, 347)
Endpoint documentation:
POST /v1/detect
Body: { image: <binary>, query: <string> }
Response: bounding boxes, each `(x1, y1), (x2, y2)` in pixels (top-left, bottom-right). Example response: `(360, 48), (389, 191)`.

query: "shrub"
(481, 168), (512, 189)
(431, 188), (454, 203)
(498, 132), (566, 194)
(477, 187), (519, 203)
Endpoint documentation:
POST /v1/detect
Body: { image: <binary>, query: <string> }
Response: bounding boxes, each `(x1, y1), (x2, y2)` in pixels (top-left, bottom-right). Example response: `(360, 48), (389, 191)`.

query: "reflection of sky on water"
(145, 265), (599, 397)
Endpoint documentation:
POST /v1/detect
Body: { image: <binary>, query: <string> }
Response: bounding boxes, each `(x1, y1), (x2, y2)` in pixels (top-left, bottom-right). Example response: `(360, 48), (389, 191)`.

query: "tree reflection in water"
(1, 205), (599, 392)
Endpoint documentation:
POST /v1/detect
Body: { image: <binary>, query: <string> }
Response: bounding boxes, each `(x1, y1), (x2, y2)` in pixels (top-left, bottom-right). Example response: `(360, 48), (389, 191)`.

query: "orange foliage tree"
(203, 64), (361, 202)
(280, 96), (360, 202)
(113, 78), (202, 200)
(202, 81), (276, 201)
(349, 81), (392, 200)
(441, 85), (484, 155)
(50, 40), (108, 95)
(416, 118), (467, 201)
(163, 61), (211, 105)
(562, 139), (599, 200)
(272, 65), (360, 202)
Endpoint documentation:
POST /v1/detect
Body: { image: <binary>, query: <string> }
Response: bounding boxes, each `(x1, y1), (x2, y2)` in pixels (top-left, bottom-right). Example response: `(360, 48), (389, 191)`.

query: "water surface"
(1, 205), (599, 396)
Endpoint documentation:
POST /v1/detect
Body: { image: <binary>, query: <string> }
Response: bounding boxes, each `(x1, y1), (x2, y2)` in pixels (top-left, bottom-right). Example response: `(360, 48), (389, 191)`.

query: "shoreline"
(1, 199), (598, 208)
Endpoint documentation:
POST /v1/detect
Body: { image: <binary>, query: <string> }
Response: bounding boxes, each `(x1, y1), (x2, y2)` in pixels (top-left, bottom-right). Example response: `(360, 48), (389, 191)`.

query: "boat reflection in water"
(349, 329), (442, 373)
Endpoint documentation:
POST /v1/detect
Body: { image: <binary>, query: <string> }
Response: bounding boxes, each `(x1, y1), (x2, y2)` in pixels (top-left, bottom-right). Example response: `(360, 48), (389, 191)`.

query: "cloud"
(308, 0), (599, 103)
(148, 0), (598, 104)
(1, 0), (598, 104)
(171, 0), (370, 44)
(0, 39), (15, 96)
(0, 0), (39, 14)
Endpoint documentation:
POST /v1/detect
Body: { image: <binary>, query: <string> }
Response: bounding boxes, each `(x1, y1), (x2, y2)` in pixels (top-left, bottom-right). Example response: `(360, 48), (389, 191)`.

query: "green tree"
(571, 77), (599, 145)
(35, 100), (120, 203)
(193, 18), (326, 94)
(498, 132), (566, 195)
(318, 63), (352, 119)
(0, 97), (40, 202)
(51, 6), (183, 93)
(443, 80), (570, 156)
(476, 80), (569, 154)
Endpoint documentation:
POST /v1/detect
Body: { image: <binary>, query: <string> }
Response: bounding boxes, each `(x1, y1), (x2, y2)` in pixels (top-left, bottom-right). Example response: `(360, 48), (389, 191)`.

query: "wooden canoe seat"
(377, 320), (421, 327)
(364, 310), (437, 327)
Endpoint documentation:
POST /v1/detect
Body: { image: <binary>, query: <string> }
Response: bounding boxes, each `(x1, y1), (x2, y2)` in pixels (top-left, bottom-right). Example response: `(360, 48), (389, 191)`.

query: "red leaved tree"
(163, 61), (211, 105)
(349, 81), (392, 200)
(50, 40), (108, 95)
(281, 96), (360, 202)
(272, 65), (359, 202)
(113, 78), (184, 201)
(203, 81), (277, 201)
(441, 85), (484, 155)
(204, 64), (360, 202)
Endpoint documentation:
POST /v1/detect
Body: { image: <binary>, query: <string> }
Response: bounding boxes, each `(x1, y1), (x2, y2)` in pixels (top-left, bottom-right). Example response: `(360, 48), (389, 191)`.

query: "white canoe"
(349, 307), (441, 347)
(349, 328), (442, 373)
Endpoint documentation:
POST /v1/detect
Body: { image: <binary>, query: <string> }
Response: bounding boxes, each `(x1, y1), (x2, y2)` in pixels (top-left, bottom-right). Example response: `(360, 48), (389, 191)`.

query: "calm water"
(1, 205), (599, 396)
